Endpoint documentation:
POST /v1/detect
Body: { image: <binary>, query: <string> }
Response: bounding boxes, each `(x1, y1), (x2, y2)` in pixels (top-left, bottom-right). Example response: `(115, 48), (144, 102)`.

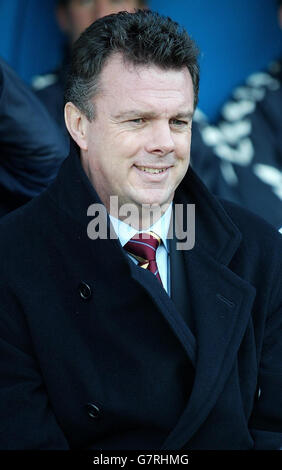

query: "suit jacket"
(0, 143), (281, 450)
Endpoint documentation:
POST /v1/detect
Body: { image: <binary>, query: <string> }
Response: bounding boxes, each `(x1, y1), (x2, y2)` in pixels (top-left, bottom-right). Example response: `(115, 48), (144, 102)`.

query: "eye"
(128, 118), (145, 125)
(170, 119), (189, 127)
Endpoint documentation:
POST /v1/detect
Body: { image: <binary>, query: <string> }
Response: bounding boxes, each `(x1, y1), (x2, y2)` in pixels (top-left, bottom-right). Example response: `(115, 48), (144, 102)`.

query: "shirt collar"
(109, 203), (172, 252)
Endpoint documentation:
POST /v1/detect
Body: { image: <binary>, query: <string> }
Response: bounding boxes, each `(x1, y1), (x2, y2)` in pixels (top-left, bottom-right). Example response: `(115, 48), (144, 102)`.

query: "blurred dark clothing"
(0, 57), (69, 216)
(33, 51), (70, 137)
(190, 111), (235, 201)
(35, 67), (67, 132)
(198, 59), (282, 230)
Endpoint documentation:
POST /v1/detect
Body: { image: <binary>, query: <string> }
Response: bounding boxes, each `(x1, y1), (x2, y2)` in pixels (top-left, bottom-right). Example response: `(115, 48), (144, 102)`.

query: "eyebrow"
(174, 111), (194, 120)
(113, 110), (194, 121)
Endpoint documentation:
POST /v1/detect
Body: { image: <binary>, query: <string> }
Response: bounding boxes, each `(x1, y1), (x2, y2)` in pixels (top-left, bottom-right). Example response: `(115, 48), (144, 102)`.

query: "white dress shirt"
(109, 204), (172, 295)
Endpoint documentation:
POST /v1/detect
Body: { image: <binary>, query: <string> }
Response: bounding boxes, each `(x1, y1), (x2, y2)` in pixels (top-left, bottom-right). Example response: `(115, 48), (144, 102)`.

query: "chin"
(134, 188), (171, 206)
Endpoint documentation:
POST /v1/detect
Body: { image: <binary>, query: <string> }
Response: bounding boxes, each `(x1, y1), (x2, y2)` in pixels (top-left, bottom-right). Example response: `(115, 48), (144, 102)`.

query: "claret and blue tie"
(124, 232), (162, 285)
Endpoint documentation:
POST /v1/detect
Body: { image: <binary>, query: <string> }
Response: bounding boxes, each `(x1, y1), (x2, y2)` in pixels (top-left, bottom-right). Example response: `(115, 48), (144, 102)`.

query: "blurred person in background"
(195, 0), (282, 230)
(33, 0), (147, 133)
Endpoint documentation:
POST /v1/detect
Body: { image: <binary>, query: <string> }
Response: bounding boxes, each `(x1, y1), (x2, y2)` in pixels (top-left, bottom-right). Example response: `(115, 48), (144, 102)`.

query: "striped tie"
(124, 232), (162, 285)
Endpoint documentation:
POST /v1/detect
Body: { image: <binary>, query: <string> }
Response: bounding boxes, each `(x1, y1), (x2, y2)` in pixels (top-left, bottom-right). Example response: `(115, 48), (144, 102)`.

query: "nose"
(145, 122), (175, 156)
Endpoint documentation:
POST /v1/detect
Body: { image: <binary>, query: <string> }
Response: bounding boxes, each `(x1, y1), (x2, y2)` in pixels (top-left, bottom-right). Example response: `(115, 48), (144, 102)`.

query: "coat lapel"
(127, 258), (197, 367)
(161, 246), (256, 449)
(170, 233), (196, 335)
(161, 172), (257, 449)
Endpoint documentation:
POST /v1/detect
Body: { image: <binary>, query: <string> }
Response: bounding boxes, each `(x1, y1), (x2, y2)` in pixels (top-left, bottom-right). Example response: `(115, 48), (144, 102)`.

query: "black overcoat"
(0, 146), (281, 450)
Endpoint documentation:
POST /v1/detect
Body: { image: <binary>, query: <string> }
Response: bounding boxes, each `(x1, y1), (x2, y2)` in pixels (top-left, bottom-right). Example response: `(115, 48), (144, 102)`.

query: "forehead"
(96, 54), (194, 112)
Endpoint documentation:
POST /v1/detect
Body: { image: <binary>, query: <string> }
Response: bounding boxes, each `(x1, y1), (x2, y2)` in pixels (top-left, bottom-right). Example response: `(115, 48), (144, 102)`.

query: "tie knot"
(124, 232), (161, 262)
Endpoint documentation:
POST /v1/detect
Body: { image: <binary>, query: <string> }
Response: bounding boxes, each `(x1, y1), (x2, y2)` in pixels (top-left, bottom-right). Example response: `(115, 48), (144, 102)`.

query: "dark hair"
(65, 9), (200, 120)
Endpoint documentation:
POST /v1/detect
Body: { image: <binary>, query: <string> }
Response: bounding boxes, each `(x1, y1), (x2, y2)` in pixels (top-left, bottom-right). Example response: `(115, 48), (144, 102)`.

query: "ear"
(64, 102), (89, 151)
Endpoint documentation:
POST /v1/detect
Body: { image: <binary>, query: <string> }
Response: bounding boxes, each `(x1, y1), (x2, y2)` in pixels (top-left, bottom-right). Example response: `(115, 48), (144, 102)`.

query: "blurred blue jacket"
(0, 57), (69, 216)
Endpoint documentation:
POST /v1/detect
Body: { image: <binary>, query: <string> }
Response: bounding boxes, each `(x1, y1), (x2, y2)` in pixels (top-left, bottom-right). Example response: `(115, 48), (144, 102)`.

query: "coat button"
(78, 281), (92, 300)
(86, 403), (100, 419)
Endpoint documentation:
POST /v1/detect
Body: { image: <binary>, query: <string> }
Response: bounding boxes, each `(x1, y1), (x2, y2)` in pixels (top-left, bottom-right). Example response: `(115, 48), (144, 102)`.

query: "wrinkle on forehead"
(100, 53), (189, 88)
(96, 53), (194, 113)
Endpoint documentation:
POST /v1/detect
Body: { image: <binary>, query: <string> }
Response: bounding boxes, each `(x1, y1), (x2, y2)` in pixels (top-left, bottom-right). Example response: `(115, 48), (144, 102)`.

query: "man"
(0, 10), (281, 450)
(33, 0), (146, 131)
(0, 57), (67, 216)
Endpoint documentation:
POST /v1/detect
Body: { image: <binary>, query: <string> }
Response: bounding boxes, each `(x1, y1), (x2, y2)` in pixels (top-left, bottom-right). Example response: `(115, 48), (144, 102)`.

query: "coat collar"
(46, 140), (102, 228)
(173, 167), (242, 267)
(48, 139), (242, 266)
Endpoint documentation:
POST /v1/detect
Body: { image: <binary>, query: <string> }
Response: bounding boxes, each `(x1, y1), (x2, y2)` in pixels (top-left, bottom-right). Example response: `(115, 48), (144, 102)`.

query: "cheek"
(112, 132), (144, 164)
(176, 136), (191, 161)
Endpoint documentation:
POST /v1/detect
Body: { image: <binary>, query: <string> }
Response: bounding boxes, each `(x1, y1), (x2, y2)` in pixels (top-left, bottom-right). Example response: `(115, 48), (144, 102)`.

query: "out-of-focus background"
(0, 0), (281, 230)
(0, 0), (281, 121)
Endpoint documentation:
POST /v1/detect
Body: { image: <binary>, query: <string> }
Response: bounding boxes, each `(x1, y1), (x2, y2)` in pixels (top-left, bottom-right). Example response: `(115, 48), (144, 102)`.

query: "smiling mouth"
(134, 165), (169, 174)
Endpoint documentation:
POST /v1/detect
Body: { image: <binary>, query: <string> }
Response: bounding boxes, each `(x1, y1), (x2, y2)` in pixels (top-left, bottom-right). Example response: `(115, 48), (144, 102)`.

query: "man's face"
(81, 54), (194, 215)
(61, 0), (142, 42)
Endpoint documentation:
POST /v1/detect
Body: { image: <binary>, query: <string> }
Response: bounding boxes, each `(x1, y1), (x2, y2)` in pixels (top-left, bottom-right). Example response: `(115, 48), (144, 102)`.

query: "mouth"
(134, 165), (171, 174)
